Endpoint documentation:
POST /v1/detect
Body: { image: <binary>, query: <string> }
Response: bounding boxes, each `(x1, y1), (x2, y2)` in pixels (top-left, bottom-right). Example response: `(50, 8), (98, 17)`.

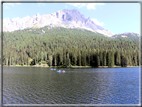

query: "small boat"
(57, 70), (65, 73)
(50, 68), (56, 70)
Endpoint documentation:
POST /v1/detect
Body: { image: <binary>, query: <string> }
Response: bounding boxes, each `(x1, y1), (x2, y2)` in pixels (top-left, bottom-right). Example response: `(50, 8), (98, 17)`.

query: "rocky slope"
(3, 9), (114, 37)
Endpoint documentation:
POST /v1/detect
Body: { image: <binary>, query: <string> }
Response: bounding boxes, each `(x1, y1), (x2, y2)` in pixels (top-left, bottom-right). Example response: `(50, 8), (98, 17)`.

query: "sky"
(3, 2), (140, 34)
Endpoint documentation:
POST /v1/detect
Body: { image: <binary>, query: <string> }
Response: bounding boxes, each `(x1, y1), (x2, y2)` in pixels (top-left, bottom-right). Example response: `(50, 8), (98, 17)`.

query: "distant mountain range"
(3, 9), (140, 37)
(112, 32), (140, 41)
(113, 32), (140, 37)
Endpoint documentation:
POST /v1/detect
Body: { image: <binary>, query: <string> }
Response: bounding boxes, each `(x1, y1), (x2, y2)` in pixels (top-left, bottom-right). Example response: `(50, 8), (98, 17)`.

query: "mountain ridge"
(3, 9), (114, 37)
(3, 9), (140, 37)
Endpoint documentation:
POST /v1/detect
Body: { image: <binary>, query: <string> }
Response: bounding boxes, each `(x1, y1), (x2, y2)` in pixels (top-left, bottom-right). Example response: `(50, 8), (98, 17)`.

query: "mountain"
(112, 32), (140, 42)
(3, 9), (114, 37)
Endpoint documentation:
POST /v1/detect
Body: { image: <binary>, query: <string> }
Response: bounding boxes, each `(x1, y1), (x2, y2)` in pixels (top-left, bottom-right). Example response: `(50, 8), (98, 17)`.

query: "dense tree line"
(3, 26), (140, 67)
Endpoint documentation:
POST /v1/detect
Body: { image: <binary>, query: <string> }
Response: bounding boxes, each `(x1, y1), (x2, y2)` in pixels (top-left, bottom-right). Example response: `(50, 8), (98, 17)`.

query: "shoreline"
(2, 65), (140, 68)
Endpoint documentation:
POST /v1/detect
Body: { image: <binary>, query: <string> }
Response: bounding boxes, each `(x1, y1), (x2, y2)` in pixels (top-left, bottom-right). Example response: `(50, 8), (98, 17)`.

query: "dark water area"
(3, 67), (139, 104)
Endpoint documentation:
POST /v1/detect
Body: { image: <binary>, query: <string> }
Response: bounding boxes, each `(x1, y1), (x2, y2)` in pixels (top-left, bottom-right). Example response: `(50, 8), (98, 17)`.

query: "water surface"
(3, 67), (139, 104)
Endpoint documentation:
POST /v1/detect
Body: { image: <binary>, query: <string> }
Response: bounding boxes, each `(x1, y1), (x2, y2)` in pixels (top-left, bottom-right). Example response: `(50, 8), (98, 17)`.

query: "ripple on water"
(3, 67), (139, 104)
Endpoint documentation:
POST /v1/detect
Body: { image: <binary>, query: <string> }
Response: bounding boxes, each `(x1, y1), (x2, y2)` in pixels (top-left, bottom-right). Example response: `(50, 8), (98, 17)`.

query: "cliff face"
(3, 9), (114, 36)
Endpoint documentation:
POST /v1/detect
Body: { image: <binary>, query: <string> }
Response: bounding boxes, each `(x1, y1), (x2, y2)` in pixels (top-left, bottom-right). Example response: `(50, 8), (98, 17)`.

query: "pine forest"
(3, 26), (140, 67)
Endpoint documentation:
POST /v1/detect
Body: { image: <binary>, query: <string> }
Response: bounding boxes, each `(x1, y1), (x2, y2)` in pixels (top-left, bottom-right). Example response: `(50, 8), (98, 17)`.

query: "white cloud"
(66, 3), (86, 9)
(91, 19), (104, 27)
(87, 3), (105, 10)
(3, 3), (14, 9)
(3, 3), (21, 9)
(66, 3), (105, 10)
(87, 4), (96, 10)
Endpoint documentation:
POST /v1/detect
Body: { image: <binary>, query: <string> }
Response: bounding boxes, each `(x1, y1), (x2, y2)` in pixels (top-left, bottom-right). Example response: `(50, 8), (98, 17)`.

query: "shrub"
(41, 61), (47, 64)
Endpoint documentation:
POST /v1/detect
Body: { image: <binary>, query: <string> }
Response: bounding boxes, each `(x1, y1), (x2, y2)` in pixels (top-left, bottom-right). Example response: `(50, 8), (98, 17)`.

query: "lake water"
(3, 67), (139, 104)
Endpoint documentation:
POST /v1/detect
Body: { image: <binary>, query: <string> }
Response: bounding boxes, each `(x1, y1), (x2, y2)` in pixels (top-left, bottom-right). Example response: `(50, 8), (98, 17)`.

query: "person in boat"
(61, 70), (64, 72)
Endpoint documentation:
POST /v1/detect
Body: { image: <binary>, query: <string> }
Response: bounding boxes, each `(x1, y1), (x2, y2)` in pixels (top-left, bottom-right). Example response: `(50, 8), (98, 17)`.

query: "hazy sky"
(3, 2), (140, 34)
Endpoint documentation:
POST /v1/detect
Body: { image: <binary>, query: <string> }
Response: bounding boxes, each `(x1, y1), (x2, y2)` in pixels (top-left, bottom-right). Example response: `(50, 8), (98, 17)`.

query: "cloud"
(87, 3), (105, 10)
(66, 3), (86, 9)
(66, 3), (105, 10)
(91, 19), (104, 26)
(3, 3), (21, 9)
(3, 3), (14, 9)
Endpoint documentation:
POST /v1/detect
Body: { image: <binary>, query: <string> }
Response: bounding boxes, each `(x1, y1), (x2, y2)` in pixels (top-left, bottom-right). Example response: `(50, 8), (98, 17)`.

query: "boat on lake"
(50, 68), (56, 70)
(57, 70), (65, 73)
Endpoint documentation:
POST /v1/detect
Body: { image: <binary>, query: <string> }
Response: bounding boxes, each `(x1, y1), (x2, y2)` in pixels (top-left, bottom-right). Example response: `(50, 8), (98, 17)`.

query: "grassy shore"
(3, 65), (140, 68)
(69, 65), (139, 68)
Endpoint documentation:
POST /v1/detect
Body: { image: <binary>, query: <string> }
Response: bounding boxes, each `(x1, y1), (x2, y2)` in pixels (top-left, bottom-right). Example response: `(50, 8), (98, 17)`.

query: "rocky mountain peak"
(3, 9), (114, 37)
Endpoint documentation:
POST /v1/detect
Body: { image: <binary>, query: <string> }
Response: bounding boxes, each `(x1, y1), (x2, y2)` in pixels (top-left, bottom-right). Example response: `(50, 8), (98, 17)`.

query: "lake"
(3, 67), (139, 104)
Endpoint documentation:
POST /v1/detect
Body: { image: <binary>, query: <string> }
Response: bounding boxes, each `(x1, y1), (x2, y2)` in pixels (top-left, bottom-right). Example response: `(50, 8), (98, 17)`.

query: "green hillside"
(3, 26), (140, 67)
